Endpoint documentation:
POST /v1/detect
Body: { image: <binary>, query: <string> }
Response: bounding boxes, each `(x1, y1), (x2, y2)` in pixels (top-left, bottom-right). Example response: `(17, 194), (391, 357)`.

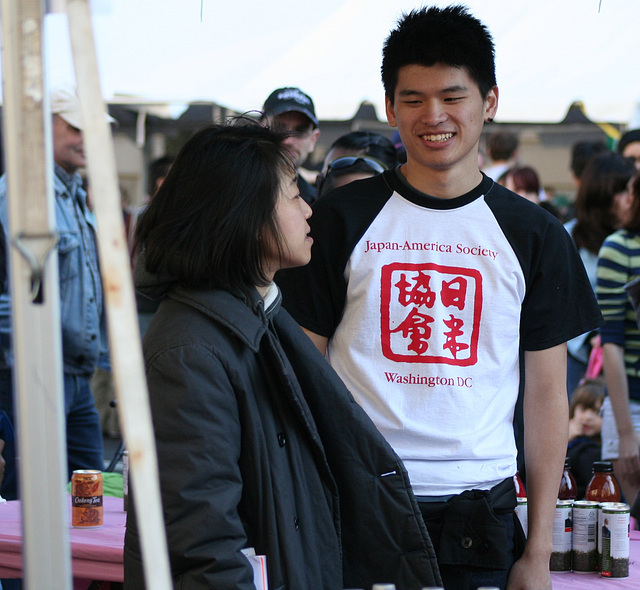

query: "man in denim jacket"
(0, 88), (112, 500)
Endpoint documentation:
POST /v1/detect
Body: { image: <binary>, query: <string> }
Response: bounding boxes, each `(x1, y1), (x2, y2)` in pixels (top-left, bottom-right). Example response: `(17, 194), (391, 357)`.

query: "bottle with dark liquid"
(558, 457), (578, 500)
(584, 461), (621, 502)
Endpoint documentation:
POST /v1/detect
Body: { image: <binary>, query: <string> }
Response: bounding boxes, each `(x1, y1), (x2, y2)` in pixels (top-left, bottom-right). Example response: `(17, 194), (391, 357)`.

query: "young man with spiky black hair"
(278, 6), (602, 589)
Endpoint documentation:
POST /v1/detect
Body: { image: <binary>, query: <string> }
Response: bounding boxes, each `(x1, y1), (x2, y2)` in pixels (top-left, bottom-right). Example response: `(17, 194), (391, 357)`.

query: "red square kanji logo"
(380, 263), (482, 365)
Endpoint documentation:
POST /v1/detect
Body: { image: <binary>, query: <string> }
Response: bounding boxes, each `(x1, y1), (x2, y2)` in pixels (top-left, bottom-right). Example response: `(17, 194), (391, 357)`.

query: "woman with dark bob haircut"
(124, 120), (440, 590)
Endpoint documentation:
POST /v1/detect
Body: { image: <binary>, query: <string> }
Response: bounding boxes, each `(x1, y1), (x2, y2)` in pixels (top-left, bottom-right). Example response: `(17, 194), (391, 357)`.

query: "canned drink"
(515, 497), (528, 537)
(71, 469), (103, 528)
(571, 500), (599, 572)
(597, 501), (624, 571)
(600, 503), (630, 578)
(549, 499), (573, 573)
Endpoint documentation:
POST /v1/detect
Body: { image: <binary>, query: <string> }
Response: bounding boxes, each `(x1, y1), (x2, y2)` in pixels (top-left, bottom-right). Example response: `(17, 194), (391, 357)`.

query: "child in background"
(568, 378), (605, 498)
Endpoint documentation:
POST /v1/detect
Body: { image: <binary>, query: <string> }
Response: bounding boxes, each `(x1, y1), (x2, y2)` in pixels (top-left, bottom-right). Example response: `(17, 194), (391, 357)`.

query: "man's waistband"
(415, 476), (516, 512)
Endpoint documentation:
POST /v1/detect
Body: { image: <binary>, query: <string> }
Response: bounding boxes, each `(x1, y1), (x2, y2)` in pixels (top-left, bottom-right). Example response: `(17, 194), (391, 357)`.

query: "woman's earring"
(486, 117), (494, 123)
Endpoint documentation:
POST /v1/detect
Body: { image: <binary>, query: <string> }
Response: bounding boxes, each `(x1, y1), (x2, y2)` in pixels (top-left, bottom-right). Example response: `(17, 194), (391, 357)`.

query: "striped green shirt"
(596, 229), (640, 400)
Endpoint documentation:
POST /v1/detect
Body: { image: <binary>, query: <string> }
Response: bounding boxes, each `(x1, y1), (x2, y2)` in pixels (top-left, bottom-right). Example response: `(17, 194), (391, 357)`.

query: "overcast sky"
(4, 0), (640, 124)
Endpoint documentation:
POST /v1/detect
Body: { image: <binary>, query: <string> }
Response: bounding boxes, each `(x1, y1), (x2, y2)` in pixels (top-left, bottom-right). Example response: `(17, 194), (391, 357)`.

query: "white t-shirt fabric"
(277, 169), (601, 496)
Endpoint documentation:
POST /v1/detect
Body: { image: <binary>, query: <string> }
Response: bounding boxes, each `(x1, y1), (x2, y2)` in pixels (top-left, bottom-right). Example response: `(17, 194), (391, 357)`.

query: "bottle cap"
(592, 460), (614, 472)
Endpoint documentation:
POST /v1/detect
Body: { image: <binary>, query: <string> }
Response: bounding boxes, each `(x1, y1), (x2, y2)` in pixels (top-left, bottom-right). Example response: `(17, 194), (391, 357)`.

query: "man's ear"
(310, 128), (320, 149)
(484, 86), (499, 121)
(385, 95), (398, 128)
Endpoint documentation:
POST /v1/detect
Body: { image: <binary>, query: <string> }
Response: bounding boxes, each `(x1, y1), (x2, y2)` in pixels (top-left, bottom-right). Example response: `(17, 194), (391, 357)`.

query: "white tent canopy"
(2, 0), (638, 125)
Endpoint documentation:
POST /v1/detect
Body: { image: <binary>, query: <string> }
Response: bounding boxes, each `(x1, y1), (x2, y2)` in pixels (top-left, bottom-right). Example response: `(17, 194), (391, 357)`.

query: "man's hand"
(507, 551), (552, 590)
(617, 431), (640, 488)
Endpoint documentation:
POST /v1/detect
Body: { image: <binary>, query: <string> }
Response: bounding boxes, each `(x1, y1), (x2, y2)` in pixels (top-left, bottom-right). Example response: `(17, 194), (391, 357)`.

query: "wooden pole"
(0, 0), (72, 587)
(63, 1), (173, 589)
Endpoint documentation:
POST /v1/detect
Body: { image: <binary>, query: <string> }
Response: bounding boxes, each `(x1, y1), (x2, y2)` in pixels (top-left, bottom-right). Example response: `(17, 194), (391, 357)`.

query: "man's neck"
(54, 162), (79, 179)
(400, 161), (483, 200)
(54, 163), (82, 199)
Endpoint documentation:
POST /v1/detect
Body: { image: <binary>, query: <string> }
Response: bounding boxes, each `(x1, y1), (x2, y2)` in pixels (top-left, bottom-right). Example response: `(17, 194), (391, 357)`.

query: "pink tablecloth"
(0, 494), (125, 582)
(551, 530), (640, 589)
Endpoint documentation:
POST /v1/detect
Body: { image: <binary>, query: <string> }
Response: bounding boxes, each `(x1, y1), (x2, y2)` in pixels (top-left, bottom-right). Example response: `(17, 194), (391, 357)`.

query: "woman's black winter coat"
(124, 284), (440, 590)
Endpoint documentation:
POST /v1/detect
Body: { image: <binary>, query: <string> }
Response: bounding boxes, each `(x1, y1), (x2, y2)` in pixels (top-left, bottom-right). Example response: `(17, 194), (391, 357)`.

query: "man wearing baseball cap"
(0, 87), (115, 500)
(261, 87), (320, 204)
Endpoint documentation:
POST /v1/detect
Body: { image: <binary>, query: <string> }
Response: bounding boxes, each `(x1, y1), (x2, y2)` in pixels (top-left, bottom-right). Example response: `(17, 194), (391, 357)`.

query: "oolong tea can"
(550, 500), (573, 573)
(600, 503), (630, 578)
(571, 500), (599, 573)
(71, 470), (103, 528)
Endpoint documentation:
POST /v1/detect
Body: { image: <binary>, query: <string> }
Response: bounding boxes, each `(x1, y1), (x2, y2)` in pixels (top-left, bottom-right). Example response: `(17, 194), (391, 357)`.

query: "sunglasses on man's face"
(326, 156), (388, 175)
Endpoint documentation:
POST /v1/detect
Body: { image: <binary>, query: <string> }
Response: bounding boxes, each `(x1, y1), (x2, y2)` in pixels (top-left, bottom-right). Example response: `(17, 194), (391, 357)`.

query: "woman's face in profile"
(262, 173), (313, 280)
(610, 177), (634, 228)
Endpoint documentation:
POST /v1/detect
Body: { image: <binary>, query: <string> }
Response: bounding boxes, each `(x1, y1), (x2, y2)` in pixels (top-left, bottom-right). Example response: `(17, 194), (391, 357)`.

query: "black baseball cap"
(262, 87), (318, 128)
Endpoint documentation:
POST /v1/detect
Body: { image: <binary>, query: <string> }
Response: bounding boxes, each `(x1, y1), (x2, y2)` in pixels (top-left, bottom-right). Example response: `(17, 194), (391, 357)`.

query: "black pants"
(417, 477), (526, 590)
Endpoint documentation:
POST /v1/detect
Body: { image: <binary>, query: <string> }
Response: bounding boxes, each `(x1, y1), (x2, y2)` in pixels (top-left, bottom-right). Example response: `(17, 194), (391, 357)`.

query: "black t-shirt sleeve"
(485, 183), (602, 350)
(277, 173), (394, 338)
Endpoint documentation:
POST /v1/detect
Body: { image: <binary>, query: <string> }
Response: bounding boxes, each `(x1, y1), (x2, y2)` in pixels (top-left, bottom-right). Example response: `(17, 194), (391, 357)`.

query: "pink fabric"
(551, 530), (640, 588)
(585, 338), (603, 379)
(0, 495), (125, 582)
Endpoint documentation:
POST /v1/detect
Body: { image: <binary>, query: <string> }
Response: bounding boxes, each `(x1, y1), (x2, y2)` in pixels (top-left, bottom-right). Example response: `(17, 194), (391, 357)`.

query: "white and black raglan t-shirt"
(277, 169), (602, 496)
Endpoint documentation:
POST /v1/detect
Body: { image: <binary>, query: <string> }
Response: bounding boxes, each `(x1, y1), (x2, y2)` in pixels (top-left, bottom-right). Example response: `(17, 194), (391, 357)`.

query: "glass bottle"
(584, 461), (622, 502)
(558, 457), (578, 500)
(514, 471), (526, 498)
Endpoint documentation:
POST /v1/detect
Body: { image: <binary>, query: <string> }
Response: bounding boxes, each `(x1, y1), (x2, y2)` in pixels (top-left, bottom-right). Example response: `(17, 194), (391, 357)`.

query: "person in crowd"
(127, 155), (174, 250)
(260, 87), (320, 204)
(499, 166), (560, 218)
(146, 155), (174, 197)
(321, 130), (398, 173)
(316, 130), (397, 197)
(618, 129), (640, 171)
(570, 140), (609, 186)
(567, 378), (605, 499)
(565, 153), (636, 395)
(499, 165), (541, 204)
(596, 171), (640, 509)
(317, 156), (388, 198)
(563, 140), (610, 222)
(129, 155), (175, 338)
(277, 6), (601, 589)
(123, 120), (440, 590)
(0, 88), (112, 501)
(482, 130), (519, 181)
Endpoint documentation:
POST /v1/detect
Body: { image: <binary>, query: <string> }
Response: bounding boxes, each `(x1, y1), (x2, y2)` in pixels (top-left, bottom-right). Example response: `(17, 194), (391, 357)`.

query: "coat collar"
(168, 285), (281, 353)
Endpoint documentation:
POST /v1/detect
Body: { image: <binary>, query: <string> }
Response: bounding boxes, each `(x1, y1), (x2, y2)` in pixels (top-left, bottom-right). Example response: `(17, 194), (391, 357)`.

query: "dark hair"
(618, 129), (640, 155)
(134, 120), (294, 291)
(487, 132), (518, 161)
(571, 152), (636, 254)
(505, 166), (540, 194)
(325, 131), (397, 170)
(147, 155), (174, 196)
(318, 157), (386, 197)
(623, 174), (640, 232)
(381, 5), (496, 101)
(570, 141), (609, 180)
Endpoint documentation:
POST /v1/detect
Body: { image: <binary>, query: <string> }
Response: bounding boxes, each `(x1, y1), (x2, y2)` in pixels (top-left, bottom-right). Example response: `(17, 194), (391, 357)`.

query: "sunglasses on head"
(326, 156), (388, 175)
